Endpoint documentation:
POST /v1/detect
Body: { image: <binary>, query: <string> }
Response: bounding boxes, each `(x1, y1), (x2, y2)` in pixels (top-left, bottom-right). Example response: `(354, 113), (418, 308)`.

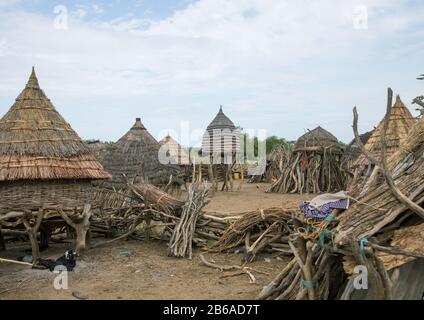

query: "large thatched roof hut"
(159, 134), (190, 165)
(100, 118), (180, 187)
(354, 96), (415, 167)
(0, 68), (111, 213)
(268, 126), (345, 193)
(201, 106), (240, 160)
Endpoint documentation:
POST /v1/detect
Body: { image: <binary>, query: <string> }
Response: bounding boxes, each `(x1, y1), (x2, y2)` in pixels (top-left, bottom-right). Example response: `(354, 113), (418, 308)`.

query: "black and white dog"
(37, 250), (78, 272)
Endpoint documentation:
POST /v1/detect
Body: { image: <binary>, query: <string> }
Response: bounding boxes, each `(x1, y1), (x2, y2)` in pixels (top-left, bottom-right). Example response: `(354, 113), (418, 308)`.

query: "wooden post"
(221, 164), (228, 192)
(60, 204), (92, 253)
(39, 225), (51, 251)
(237, 163), (245, 191)
(198, 163), (203, 182)
(22, 209), (44, 263)
(192, 156), (196, 183)
(228, 163), (234, 192)
(0, 227), (5, 251)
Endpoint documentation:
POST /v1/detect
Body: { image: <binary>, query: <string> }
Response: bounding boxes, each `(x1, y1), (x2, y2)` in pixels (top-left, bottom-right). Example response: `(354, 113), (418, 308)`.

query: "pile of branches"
(211, 208), (295, 261)
(168, 182), (211, 258)
(249, 145), (290, 183)
(90, 181), (233, 253)
(259, 88), (424, 300)
(267, 149), (345, 194)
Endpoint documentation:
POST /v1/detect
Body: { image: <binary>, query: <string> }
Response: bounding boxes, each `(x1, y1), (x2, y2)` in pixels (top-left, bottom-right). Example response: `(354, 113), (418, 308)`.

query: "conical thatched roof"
(0, 68), (111, 182)
(201, 106), (240, 156)
(355, 95), (416, 166)
(159, 135), (190, 165)
(336, 115), (424, 246)
(294, 126), (341, 153)
(101, 118), (180, 186)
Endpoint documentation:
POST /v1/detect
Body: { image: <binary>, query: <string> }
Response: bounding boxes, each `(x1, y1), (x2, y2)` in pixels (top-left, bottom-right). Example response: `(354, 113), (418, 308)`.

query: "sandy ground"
(203, 183), (313, 214)
(0, 183), (314, 300)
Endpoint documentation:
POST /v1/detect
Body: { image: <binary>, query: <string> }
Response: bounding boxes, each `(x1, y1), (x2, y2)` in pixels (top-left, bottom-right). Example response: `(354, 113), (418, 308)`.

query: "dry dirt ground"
(0, 183), (314, 300)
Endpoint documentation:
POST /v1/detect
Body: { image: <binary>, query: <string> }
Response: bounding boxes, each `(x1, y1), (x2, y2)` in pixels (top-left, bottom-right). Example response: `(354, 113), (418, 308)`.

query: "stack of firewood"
(258, 88), (424, 300)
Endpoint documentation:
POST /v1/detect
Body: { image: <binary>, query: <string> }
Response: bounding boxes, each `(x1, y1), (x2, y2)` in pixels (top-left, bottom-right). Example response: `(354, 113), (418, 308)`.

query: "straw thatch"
(100, 118), (180, 187)
(268, 126), (345, 193)
(259, 109), (424, 300)
(355, 96), (416, 167)
(201, 106), (240, 158)
(86, 140), (109, 163)
(0, 68), (110, 182)
(0, 68), (110, 213)
(336, 115), (424, 244)
(159, 135), (190, 165)
(294, 126), (341, 153)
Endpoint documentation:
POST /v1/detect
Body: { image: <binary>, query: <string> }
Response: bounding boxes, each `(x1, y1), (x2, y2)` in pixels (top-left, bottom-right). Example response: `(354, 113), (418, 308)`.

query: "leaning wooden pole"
(0, 227), (5, 251)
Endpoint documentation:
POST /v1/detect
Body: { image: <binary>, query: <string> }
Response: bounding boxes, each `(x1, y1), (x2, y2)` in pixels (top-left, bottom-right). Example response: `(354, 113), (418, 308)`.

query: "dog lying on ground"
(37, 250), (78, 272)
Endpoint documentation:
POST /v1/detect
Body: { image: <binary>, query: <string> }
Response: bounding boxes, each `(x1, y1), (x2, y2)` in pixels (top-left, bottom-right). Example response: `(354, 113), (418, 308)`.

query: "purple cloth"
(299, 199), (349, 220)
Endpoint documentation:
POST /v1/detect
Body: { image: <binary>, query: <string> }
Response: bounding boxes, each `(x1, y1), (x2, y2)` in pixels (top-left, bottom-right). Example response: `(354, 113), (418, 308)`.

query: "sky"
(0, 0), (423, 146)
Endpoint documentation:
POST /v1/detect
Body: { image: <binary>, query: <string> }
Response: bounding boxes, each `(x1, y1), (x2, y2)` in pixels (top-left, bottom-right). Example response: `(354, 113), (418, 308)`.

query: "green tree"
(265, 136), (291, 154)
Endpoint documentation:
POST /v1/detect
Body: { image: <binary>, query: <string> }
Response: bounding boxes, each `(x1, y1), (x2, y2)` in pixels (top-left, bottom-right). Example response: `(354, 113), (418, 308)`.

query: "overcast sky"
(0, 0), (423, 145)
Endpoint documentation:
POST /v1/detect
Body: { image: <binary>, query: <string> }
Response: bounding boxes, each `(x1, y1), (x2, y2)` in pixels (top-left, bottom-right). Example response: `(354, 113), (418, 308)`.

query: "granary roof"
(117, 118), (156, 145)
(0, 68), (111, 182)
(354, 95), (416, 166)
(101, 118), (180, 186)
(201, 106), (240, 155)
(294, 126), (341, 152)
(336, 115), (424, 247)
(206, 106), (237, 130)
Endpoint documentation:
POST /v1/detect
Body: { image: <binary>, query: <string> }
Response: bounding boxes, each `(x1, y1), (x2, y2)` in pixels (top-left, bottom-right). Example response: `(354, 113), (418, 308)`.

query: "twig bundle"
(168, 182), (211, 258)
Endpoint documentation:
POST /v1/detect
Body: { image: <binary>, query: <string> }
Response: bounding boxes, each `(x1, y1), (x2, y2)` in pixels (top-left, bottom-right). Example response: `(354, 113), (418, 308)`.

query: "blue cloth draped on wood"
(299, 198), (349, 219)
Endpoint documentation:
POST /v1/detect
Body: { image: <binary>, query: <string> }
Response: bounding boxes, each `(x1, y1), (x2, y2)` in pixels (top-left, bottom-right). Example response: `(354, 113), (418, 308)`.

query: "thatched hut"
(201, 106), (241, 191)
(334, 110), (424, 300)
(159, 134), (190, 165)
(0, 68), (110, 210)
(201, 106), (240, 160)
(268, 126), (345, 193)
(354, 96), (415, 167)
(0, 68), (111, 256)
(100, 118), (180, 187)
(259, 91), (424, 300)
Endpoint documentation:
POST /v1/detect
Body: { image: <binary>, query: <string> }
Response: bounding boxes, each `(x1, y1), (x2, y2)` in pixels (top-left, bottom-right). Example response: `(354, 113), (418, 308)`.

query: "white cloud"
(0, 0), (423, 142)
